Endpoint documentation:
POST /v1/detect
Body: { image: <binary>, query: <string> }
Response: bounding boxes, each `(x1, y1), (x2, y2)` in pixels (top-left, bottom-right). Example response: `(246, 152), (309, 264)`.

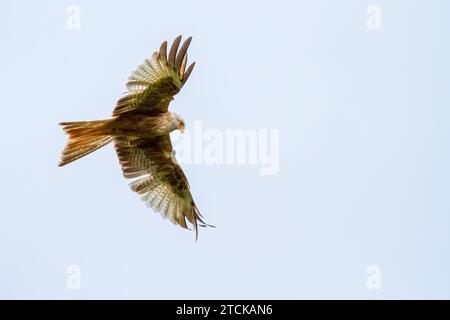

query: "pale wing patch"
(129, 175), (189, 229)
(126, 52), (180, 93)
(113, 36), (196, 117)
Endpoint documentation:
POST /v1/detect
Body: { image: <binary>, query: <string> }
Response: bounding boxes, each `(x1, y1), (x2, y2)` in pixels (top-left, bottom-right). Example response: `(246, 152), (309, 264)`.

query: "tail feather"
(59, 120), (113, 167)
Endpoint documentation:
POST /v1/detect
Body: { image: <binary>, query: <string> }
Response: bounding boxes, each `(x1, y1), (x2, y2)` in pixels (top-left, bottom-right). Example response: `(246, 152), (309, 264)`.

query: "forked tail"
(59, 120), (113, 167)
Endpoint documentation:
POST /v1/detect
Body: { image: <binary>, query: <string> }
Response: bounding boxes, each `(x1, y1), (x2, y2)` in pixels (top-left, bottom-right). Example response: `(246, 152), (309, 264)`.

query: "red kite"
(59, 36), (212, 239)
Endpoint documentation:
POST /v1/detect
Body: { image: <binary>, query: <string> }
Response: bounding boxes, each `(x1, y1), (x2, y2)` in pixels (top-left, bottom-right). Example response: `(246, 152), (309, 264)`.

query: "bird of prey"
(59, 35), (212, 239)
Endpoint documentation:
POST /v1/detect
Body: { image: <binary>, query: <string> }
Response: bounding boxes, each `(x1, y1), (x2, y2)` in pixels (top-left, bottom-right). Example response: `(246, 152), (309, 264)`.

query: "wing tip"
(181, 61), (196, 85)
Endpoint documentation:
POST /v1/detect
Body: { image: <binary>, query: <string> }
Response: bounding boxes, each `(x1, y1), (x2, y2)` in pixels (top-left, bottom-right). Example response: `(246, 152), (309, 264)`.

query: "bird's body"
(59, 36), (211, 239)
(107, 112), (181, 138)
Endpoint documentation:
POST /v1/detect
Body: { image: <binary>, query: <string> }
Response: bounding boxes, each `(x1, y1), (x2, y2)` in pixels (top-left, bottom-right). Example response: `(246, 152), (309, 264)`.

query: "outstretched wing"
(113, 35), (196, 117)
(114, 135), (208, 239)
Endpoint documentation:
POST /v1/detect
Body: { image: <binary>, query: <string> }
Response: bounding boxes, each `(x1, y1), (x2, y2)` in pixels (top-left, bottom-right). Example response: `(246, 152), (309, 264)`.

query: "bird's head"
(171, 112), (185, 133)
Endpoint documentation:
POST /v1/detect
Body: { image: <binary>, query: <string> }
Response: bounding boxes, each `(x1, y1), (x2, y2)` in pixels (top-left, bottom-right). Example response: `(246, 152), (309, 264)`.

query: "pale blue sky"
(1, 0), (450, 299)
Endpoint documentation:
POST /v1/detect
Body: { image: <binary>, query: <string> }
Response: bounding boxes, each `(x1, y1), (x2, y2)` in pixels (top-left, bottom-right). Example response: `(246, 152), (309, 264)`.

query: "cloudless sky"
(1, 0), (450, 298)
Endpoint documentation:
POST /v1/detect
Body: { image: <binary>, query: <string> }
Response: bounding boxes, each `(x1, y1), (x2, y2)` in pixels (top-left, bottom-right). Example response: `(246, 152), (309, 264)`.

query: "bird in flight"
(59, 35), (212, 239)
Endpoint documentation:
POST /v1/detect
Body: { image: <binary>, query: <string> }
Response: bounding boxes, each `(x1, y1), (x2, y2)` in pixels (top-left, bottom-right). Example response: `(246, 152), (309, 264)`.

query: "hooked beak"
(179, 123), (185, 133)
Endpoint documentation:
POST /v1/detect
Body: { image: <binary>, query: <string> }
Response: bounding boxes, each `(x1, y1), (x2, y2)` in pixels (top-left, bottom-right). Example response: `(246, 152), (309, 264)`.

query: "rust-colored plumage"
(59, 36), (212, 239)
